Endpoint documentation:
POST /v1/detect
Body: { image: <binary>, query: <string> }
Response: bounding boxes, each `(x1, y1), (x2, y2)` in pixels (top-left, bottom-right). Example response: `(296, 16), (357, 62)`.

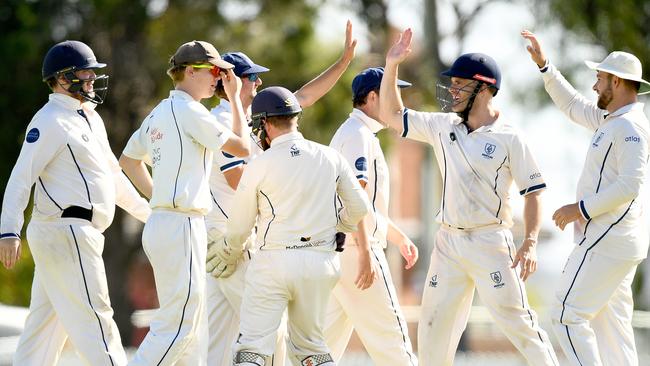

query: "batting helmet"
(251, 86), (302, 119)
(441, 53), (501, 94)
(42, 40), (109, 104)
(250, 87), (301, 150)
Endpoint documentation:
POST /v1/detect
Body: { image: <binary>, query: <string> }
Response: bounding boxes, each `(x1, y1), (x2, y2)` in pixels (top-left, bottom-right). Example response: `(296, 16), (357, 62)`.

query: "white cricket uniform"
(324, 109), (417, 365)
(206, 99), (287, 366)
(0, 93), (150, 366)
(541, 63), (650, 366)
(123, 89), (233, 366)
(227, 131), (370, 364)
(401, 109), (559, 366)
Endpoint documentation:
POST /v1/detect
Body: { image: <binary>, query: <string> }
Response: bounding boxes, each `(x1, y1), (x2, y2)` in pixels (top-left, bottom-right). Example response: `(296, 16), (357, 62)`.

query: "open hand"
(340, 20), (358, 64)
(511, 239), (537, 281)
(386, 28), (413, 66)
(521, 30), (547, 68)
(399, 239), (418, 270)
(355, 248), (379, 290)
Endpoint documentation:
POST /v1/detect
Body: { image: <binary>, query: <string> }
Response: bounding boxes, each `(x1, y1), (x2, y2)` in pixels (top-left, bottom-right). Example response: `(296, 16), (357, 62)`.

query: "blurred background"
(1, 0), (649, 364)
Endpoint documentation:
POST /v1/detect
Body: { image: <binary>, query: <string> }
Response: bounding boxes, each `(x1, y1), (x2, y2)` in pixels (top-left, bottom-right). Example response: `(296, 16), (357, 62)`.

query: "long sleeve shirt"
(542, 63), (650, 260)
(330, 108), (390, 248)
(225, 132), (370, 252)
(1, 93), (150, 237)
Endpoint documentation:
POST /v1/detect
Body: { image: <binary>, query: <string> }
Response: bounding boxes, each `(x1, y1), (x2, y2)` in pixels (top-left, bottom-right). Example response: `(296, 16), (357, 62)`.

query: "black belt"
(62, 206), (93, 221)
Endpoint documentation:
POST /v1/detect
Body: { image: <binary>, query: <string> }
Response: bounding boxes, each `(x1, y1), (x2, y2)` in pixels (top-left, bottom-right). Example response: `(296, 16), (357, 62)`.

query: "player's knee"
(551, 300), (588, 327)
(296, 353), (335, 366)
(233, 350), (267, 366)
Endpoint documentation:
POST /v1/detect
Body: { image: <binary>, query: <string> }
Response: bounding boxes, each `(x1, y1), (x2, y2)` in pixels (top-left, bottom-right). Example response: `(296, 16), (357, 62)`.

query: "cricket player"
(523, 30), (650, 366)
(379, 29), (559, 365)
(324, 67), (418, 365)
(206, 22), (358, 366)
(0, 40), (151, 365)
(208, 86), (370, 366)
(118, 40), (250, 365)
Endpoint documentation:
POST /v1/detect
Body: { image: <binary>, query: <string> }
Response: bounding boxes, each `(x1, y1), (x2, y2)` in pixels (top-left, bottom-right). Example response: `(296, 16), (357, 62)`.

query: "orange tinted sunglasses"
(191, 63), (221, 77)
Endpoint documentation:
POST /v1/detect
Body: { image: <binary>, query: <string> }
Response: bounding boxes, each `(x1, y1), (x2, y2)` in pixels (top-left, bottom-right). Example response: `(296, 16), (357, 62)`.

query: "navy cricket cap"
(441, 53), (501, 93)
(252, 86), (302, 118)
(352, 67), (411, 99)
(222, 52), (270, 77)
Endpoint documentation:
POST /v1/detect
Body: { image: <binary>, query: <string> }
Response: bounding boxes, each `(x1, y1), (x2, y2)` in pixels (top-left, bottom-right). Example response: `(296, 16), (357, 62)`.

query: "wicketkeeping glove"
(206, 238), (242, 278)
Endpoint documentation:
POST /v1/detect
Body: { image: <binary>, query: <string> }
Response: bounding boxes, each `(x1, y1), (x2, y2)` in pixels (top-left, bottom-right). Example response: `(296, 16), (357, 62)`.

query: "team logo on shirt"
(482, 143), (496, 159)
(290, 144), (301, 157)
(149, 128), (163, 143)
(26, 128), (40, 143)
(592, 132), (604, 147)
(490, 271), (504, 288)
(355, 157), (368, 171)
(429, 274), (438, 288)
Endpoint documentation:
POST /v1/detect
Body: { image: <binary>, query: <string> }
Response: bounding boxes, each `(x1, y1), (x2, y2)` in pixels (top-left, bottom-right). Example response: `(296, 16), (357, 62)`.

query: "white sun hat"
(585, 51), (650, 95)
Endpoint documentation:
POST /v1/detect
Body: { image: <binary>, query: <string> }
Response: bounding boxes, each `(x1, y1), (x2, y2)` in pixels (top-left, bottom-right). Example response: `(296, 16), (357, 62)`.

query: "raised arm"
(220, 68), (251, 156)
(379, 28), (412, 131)
(294, 20), (357, 107)
(521, 30), (605, 131)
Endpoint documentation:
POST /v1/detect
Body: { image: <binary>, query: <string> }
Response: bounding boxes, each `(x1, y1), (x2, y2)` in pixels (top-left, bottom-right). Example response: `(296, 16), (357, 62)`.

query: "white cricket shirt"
(330, 109), (389, 248)
(542, 63), (650, 260)
(1, 93), (150, 237)
(401, 109), (546, 230)
(225, 132), (370, 251)
(206, 99), (262, 233)
(123, 90), (232, 215)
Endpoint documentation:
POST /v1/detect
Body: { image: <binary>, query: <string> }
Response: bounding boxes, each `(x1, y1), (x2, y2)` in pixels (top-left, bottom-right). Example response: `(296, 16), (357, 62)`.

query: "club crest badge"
(490, 271), (505, 288)
(482, 143), (496, 159)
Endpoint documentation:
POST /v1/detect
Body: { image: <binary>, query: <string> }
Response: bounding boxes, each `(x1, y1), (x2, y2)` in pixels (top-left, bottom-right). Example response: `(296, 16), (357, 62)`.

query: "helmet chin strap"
(458, 81), (483, 126)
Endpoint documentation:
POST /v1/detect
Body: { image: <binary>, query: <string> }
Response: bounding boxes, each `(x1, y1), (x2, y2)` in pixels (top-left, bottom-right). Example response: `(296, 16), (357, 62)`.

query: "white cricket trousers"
(207, 251), (288, 366)
(324, 245), (417, 365)
(129, 210), (208, 366)
(418, 227), (559, 366)
(234, 249), (340, 365)
(552, 244), (641, 366)
(14, 219), (127, 366)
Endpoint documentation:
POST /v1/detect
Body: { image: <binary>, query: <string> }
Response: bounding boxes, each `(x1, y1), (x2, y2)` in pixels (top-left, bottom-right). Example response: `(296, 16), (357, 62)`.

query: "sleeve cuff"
(539, 59), (549, 73)
(519, 183), (547, 196)
(579, 200), (591, 220)
(0, 233), (20, 239)
(401, 108), (409, 138)
(220, 160), (245, 172)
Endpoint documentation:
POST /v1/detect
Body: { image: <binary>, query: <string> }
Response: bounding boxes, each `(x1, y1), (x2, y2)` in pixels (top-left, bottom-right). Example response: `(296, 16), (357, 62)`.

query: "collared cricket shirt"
(226, 132), (370, 251)
(1, 93), (150, 237)
(542, 63), (649, 260)
(123, 90), (232, 215)
(401, 109), (546, 230)
(330, 108), (389, 248)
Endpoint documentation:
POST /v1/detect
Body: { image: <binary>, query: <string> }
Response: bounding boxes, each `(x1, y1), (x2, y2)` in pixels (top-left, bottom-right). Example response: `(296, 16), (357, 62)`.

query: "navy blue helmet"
(441, 53), (501, 94)
(42, 40), (108, 104)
